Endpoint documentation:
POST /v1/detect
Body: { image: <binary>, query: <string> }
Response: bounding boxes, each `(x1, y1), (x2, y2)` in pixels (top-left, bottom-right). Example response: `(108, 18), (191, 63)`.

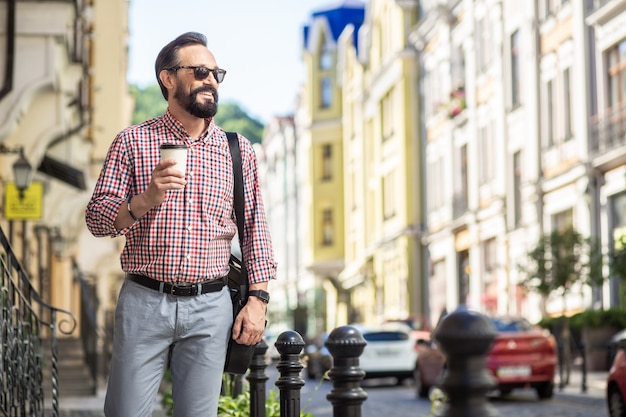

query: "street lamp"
(0, 144), (34, 198)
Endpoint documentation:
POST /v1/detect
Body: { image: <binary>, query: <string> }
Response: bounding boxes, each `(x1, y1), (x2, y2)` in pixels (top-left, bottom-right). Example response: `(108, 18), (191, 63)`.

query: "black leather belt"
(126, 273), (227, 296)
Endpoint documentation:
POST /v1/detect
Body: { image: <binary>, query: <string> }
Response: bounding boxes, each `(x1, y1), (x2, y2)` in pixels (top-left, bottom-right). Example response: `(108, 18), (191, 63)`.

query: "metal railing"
(589, 104), (626, 157)
(72, 259), (99, 395)
(0, 226), (76, 417)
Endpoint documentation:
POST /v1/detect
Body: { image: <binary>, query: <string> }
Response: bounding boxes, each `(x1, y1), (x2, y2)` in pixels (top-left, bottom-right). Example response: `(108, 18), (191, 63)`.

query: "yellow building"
(337, 0), (424, 327)
(296, 0), (425, 331)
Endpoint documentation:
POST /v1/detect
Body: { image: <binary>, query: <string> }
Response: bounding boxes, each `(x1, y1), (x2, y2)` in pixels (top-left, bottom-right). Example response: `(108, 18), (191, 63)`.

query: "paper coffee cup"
(160, 143), (188, 174)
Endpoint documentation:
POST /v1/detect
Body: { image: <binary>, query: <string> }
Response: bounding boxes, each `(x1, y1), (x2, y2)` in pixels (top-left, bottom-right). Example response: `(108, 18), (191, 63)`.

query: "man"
(85, 32), (276, 417)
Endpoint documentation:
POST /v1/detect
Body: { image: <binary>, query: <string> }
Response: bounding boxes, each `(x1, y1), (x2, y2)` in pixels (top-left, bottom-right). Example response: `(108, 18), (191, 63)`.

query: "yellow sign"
(4, 181), (43, 220)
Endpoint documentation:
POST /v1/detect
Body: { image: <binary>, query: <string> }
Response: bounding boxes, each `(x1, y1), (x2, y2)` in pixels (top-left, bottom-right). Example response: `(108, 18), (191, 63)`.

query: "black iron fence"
(0, 227), (76, 417)
(71, 259), (99, 395)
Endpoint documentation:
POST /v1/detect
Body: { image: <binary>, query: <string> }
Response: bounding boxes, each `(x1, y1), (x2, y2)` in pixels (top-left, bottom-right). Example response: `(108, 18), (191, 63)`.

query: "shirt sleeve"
(238, 134), (278, 284)
(85, 129), (136, 238)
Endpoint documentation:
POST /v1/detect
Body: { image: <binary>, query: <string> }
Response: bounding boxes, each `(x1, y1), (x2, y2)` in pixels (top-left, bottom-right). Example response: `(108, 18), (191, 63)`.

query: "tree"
(129, 84), (265, 144)
(518, 226), (604, 386)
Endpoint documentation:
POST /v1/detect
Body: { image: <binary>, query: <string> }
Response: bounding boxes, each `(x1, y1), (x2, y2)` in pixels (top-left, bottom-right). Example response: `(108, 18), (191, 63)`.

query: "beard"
(174, 84), (218, 119)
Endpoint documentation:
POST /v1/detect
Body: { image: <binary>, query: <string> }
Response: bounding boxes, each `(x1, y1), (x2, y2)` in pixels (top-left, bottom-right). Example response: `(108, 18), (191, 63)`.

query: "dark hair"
(155, 32), (208, 100)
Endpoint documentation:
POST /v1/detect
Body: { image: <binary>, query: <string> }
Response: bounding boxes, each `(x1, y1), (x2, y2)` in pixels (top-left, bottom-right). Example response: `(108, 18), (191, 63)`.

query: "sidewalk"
(555, 369), (607, 401)
(47, 387), (167, 417)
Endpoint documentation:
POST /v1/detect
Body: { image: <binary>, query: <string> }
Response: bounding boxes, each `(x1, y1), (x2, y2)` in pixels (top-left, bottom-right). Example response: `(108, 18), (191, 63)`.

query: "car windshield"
(490, 317), (533, 332)
(363, 331), (409, 342)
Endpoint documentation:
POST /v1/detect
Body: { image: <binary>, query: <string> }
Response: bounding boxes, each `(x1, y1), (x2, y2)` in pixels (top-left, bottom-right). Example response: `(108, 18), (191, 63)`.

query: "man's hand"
(232, 297), (267, 346)
(143, 159), (187, 207)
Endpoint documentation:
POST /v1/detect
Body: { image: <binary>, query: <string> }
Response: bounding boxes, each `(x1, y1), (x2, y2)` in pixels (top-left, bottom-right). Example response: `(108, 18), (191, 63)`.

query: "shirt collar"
(162, 109), (215, 144)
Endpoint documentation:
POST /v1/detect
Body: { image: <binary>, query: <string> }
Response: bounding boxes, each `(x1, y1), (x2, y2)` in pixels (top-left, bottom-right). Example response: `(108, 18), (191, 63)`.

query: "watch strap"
(248, 289), (270, 303)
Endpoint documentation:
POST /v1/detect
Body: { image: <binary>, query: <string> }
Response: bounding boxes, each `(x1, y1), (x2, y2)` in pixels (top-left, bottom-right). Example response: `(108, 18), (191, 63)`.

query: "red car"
(414, 316), (557, 400)
(607, 329), (626, 417)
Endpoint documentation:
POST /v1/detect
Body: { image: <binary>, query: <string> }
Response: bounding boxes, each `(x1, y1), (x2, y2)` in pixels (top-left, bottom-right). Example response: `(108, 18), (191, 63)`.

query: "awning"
(38, 155), (86, 190)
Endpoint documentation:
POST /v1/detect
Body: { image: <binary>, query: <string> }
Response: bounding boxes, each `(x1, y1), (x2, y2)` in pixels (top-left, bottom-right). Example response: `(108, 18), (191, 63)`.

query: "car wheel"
(414, 367), (430, 398)
(535, 382), (554, 400)
(608, 385), (626, 417)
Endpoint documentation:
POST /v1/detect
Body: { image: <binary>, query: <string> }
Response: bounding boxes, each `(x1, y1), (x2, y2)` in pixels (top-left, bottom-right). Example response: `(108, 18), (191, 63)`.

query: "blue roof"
(303, 0), (365, 51)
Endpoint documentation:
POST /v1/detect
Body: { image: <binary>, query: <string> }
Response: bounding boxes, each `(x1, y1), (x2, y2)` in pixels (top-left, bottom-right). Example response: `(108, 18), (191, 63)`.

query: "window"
(476, 16), (492, 73)
(320, 77), (332, 108)
(552, 209), (573, 232)
(320, 41), (333, 70)
(382, 170), (397, 220)
(321, 144), (332, 181)
(381, 89), (394, 141)
(511, 30), (520, 107)
(513, 151), (522, 227)
(427, 157), (445, 211)
(607, 39), (626, 108)
(478, 123), (495, 184)
(563, 68), (572, 140)
(544, 79), (555, 147)
(322, 209), (334, 246)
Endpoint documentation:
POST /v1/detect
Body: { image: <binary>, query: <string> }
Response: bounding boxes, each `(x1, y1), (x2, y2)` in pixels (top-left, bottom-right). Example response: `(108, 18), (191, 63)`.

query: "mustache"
(192, 85), (218, 98)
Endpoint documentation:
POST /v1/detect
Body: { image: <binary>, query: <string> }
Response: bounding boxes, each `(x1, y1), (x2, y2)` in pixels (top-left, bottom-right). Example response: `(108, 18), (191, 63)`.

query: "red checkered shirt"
(85, 110), (277, 284)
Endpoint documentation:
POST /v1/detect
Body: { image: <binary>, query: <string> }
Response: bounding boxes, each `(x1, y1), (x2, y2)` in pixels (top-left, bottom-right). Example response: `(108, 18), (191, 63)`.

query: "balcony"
(585, 0), (614, 16)
(589, 104), (626, 158)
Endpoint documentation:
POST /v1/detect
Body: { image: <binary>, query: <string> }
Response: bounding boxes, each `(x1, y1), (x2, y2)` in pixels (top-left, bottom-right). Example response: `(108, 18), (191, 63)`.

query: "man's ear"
(159, 69), (175, 93)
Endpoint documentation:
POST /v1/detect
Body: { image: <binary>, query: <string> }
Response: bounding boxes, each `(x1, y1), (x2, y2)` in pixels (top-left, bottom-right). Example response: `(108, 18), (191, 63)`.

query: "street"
(269, 366), (607, 417)
(298, 379), (605, 417)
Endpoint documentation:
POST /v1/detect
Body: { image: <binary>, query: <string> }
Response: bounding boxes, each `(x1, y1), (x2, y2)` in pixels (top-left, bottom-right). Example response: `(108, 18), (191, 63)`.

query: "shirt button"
(188, 171), (193, 177)
(187, 226), (192, 232)
(186, 254), (191, 260)
(187, 199), (192, 204)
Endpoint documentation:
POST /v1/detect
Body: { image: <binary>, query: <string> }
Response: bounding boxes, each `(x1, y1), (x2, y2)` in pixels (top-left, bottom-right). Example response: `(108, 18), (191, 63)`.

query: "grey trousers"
(104, 278), (233, 417)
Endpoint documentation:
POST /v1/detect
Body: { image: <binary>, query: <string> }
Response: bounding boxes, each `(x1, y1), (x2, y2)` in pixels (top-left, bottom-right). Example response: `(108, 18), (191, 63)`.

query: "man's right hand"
(143, 159), (187, 207)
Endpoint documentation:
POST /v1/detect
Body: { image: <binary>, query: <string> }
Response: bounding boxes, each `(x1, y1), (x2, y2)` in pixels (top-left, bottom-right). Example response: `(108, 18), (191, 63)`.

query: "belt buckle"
(170, 284), (177, 296)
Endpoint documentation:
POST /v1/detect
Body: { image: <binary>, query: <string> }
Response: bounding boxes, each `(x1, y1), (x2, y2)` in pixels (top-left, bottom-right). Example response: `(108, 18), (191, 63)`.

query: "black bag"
(223, 131), (258, 375)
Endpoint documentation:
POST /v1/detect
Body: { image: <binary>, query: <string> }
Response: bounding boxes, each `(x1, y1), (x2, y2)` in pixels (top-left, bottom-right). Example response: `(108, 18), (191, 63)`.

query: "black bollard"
(249, 339), (270, 417)
(274, 330), (305, 417)
(434, 308), (499, 417)
(325, 325), (368, 417)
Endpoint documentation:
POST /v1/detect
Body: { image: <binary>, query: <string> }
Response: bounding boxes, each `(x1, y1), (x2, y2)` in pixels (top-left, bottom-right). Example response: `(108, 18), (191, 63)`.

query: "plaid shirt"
(85, 110), (277, 285)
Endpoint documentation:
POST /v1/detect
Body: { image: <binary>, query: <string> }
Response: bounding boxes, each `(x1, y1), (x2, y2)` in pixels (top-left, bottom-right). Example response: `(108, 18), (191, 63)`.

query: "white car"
(351, 323), (418, 384)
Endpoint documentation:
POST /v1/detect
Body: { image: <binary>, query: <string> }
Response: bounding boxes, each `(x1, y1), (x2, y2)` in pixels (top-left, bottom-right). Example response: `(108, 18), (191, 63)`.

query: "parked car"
(354, 323), (418, 384)
(306, 323), (418, 384)
(606, 329), (626, 417)
(414, 316), (557, 400)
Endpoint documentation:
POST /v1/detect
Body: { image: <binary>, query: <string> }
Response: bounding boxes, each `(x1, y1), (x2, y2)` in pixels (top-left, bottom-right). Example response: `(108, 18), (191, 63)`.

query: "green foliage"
(129, 84), (265, 144)
(160, 371), (312, 417)
(569, 308), (626, 331)
(214, 102), (264, 145)
(129, 84), (167, 125)
(518, 226), (605, 298)
(538, 308), (626, 335)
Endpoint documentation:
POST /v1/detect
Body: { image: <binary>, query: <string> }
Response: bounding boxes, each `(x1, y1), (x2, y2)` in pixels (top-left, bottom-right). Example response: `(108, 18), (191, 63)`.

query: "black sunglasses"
(167, 66), (227, 83)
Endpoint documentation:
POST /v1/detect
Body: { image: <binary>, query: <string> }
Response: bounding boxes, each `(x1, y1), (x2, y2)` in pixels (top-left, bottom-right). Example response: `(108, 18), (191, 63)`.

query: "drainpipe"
(0, 0), (16, 101)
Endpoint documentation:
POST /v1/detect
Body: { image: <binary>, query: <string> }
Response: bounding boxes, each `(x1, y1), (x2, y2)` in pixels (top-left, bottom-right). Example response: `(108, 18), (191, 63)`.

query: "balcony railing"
(0, 226), (76, 417)
(585, 0), (613, 16)
(589, 104), (626, 158)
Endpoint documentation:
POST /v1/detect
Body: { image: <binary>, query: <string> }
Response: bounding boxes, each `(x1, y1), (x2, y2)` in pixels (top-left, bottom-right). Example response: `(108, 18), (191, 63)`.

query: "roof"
(303, 0), (365, 51)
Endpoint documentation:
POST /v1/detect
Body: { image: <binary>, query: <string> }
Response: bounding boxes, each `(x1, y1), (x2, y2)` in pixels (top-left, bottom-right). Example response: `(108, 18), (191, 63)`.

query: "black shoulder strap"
(226, 132), (247, 276)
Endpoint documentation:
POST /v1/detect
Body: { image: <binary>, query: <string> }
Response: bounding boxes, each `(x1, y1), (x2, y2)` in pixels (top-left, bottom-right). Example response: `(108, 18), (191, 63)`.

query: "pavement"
(47, 368), (607, 416)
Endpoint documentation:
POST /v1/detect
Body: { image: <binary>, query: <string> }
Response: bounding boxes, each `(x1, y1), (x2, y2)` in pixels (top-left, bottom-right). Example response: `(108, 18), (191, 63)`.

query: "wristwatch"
(248, 290), (270, 304)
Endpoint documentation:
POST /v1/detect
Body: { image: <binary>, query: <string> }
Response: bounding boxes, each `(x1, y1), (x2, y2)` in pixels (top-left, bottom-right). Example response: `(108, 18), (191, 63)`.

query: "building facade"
(0, 0), (130, 353)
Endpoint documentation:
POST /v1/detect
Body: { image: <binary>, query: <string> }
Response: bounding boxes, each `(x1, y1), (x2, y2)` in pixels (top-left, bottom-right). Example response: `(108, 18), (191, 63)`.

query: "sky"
(127, 0), (343, 123)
